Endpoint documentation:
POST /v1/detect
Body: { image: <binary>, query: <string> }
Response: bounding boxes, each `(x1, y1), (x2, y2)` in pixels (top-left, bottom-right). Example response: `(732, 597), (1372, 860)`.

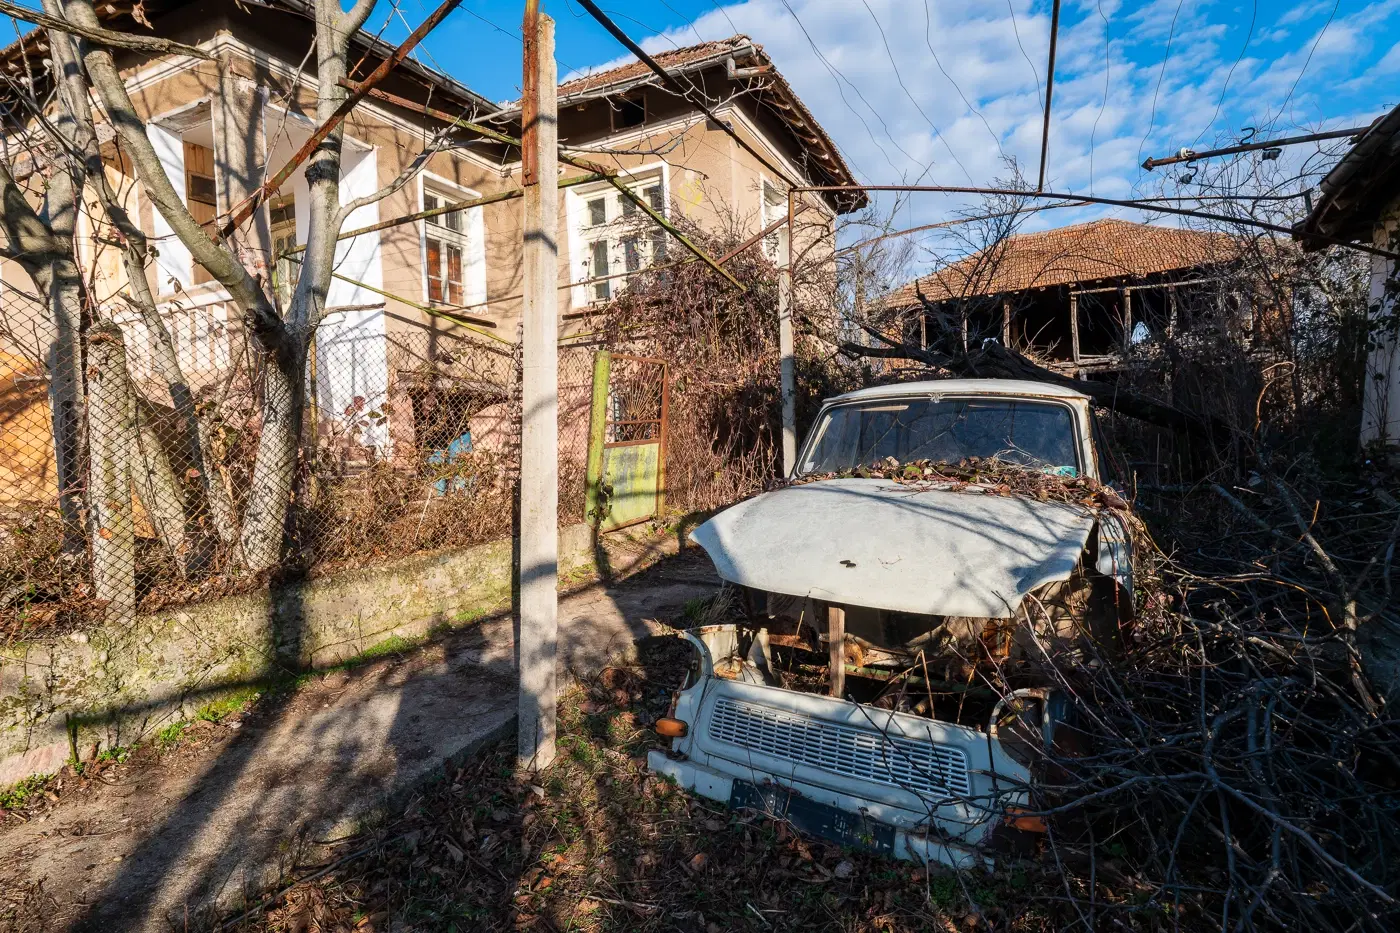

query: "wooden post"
(1001, 296), (1011, 347)
(1167, 285), (1178, 340)
(828, 605), (846, 699)
(1069, 292), (1080, 365)
(779, 190), (796, 475)
(517, 1), (559, 772)
(583, 349), (611, 526)
(1121, 287), (1132, 353)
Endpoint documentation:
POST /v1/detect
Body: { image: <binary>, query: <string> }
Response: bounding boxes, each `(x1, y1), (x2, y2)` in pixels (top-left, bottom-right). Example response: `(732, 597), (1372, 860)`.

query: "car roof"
(826, 378), (1089, 404)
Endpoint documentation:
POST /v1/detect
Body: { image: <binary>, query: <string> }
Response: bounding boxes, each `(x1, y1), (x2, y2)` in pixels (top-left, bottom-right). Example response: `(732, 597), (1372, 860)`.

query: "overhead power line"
(787, 184), (1400, 261)
(573, 0), (799, 188)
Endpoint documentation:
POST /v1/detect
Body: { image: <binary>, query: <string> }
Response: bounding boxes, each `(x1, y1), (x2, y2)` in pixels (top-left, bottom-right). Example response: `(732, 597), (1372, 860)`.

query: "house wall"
(1362, 203), (1400, 447)
(1, 8), (844, 493)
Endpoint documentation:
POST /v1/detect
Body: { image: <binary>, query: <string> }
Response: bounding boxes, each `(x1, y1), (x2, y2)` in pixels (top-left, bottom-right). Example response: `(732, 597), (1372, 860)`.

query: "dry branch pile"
(788, 455), (1131, 510)
(1000, 471), (1400, 931)
(572, 209), (856, 515)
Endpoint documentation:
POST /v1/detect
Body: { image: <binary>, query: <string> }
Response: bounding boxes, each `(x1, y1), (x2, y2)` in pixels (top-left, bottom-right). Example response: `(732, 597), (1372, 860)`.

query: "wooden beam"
(828, 605), (846, 699)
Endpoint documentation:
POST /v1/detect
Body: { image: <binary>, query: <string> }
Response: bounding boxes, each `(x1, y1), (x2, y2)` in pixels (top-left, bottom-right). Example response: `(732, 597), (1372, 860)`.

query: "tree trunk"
(237, 344), (302, 571)
(86, 322), (138, 622)
(46, 264), (87, 546)
(133, 413), (189, 578)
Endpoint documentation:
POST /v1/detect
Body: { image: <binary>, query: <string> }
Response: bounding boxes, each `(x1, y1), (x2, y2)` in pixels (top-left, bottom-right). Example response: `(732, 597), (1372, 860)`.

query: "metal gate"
(584, 352), (669, 532)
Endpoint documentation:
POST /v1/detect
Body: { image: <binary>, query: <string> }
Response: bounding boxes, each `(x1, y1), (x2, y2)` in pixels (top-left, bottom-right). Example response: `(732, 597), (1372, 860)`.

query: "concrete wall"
(1362, 204), (1400, 447)
(0, 524), (596, 787)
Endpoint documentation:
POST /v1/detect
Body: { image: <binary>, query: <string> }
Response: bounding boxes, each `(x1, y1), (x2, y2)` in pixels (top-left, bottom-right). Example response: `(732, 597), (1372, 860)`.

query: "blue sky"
(381, 0), (1400, 254)
(13, 0), (1396, 254)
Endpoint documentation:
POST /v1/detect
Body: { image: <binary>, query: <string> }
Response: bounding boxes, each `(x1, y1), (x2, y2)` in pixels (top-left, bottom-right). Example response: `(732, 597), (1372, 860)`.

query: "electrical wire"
(1190, 0), (1256, 149)
(1136, 0), (1187, 172)
(1274, 0), (1341, 128)
(923, 0), (1003, 159)
(704, 0), (739, 35)
(1088, 0), (1110, 195)
(654, 0), (707, 46)
(1006, 0), (1043, 110)
(859, 0), (975, 184)
(776, 0), (927, 181)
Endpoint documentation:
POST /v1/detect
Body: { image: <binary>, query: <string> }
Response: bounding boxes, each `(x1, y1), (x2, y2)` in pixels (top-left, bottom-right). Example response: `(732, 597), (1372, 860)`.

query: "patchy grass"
(195, 689), (260, 724)
(226, 637), (1076, 933)
(0, 774), (53, 811)
(94, 745), (130, 765)
(155, 722), (188, 750)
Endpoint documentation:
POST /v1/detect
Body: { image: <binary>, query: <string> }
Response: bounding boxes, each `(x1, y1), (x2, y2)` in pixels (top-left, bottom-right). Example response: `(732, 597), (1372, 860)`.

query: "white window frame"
(760, 177), (790, 266)
(417, 173), (486, 311)
(566, 162), (670, 310)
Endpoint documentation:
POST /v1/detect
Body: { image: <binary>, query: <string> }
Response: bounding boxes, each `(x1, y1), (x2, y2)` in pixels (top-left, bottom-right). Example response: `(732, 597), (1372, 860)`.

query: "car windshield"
(799, 396), (1080, 476)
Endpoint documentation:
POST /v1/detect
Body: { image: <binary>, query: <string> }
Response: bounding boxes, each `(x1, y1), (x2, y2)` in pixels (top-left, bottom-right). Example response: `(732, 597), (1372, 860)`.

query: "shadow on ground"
(0, 548), (718, 932)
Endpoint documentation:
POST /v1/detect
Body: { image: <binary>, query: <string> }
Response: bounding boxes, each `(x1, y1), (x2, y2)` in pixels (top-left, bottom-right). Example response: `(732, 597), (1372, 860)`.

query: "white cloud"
(566, 0), (1395, 266)
(1377, 40), (1400, 74)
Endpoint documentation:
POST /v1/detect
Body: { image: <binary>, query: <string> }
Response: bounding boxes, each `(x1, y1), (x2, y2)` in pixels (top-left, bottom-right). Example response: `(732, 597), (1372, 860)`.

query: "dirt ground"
(0, 548), (719, 933)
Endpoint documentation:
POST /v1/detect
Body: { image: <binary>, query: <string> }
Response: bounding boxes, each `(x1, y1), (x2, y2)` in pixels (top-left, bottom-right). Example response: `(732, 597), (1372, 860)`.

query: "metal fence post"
(584, 349), (611, 526)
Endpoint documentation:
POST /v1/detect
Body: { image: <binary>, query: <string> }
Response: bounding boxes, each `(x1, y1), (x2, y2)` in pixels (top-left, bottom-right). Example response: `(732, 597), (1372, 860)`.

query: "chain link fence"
(2, 264), (792, 643)
(1, 282), (547, 639)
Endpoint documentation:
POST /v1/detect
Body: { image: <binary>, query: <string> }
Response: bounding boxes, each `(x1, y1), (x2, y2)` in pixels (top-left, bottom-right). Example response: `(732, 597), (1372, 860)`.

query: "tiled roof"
(559, 37), (751, 97)
(887, 219), (1239, 306)
(555, 35), (863, 208)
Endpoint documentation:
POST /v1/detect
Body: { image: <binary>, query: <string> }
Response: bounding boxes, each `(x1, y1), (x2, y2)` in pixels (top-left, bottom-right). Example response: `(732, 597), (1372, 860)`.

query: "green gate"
(584, 352), (669, 532)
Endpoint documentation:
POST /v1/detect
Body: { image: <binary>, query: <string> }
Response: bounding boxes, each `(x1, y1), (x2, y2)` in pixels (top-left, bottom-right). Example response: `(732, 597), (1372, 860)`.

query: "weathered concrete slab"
(0, 525), (598, 788)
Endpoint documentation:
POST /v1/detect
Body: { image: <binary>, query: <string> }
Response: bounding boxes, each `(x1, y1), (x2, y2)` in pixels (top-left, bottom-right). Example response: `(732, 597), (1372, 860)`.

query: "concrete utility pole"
(779, 191), (797, 475)
(517, 0), (559, 771)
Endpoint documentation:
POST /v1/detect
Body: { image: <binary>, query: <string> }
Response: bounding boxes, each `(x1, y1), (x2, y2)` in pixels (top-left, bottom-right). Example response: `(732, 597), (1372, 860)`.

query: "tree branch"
(0, 0), (212, 59)
(61, 0), (283, 344)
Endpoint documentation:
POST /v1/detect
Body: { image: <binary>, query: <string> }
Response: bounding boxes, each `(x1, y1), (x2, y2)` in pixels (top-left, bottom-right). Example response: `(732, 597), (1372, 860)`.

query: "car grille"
(709, 697), (972, 798)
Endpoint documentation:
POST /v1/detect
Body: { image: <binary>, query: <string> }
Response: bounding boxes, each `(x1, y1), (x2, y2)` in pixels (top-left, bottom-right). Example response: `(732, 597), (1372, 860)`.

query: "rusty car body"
(648, 379), (1134, 866)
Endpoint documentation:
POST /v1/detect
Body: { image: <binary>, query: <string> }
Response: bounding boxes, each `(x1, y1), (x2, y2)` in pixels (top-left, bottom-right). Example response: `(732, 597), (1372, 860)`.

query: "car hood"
(690, 477), (1097, 619)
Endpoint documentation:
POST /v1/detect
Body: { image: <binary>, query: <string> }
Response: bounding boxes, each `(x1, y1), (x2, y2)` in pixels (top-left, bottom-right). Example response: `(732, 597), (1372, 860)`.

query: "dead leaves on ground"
(234, 638), (1055, 933)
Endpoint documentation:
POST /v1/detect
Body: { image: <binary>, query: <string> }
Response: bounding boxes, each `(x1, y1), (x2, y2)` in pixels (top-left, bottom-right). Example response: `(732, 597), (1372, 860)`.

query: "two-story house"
(0, 0), (860, 503)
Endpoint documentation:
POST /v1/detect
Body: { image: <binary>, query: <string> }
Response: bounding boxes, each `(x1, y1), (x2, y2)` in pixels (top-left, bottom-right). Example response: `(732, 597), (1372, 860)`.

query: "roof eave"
(1295, 104), (1400, 251)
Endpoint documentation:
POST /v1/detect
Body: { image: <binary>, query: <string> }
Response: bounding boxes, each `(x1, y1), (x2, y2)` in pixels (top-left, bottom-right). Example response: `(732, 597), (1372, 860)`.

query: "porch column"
(212, 39), (272, 274)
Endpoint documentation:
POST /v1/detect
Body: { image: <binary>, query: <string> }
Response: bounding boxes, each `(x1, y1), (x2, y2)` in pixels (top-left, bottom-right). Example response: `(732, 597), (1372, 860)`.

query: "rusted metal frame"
(219, 0), (466, 237)
(602, 437), (660, 450)
(789, 184), (1400, 262)
(1036, 0), (1062, 192)
(610, 418), (662, 426)
(278, 174), (606, 257)
(343, 81), (746, 291)
(1141, 124), (1375, 171)
(601, 513), (656, 533)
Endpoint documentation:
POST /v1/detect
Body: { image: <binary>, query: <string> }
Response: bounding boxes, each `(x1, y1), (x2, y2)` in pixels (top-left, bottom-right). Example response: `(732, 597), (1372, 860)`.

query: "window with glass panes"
(577, 179), (666, 302)
(423, 188), (469, 306)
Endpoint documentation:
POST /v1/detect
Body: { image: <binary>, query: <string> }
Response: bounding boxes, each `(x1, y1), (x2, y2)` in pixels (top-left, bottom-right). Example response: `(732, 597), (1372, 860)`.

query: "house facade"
(1295, 103), (1400, 449)
(0, 1), (860, 502)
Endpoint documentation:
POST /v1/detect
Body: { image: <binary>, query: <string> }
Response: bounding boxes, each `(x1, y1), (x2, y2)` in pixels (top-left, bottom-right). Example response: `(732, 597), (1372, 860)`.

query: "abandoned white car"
(648, 379), (1136, 866)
